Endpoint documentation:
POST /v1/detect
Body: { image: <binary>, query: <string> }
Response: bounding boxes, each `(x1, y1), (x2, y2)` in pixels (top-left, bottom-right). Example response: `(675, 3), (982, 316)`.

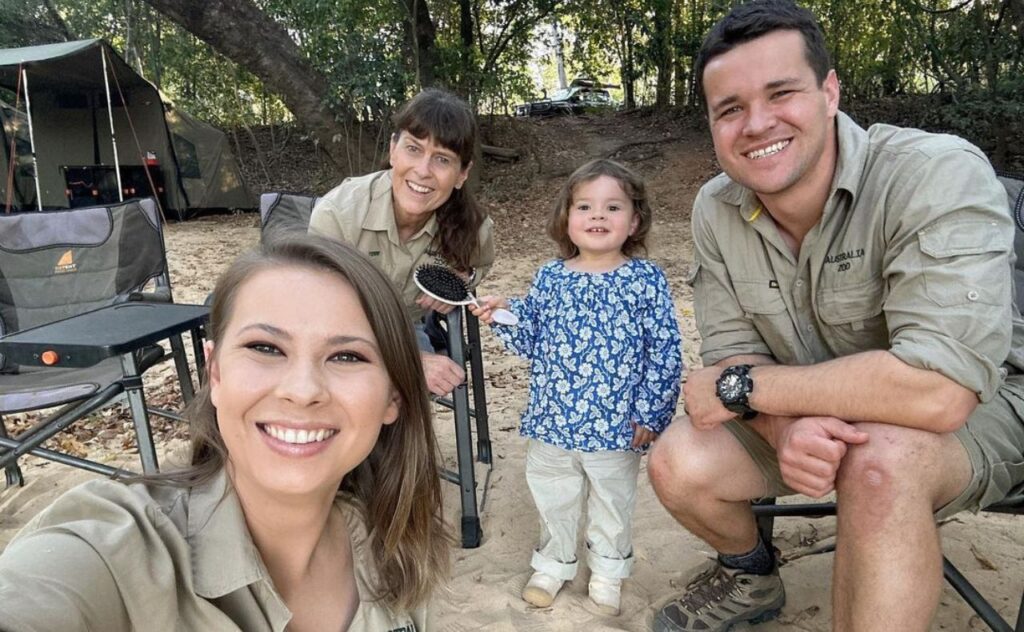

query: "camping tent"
(0, 39), (252, 218)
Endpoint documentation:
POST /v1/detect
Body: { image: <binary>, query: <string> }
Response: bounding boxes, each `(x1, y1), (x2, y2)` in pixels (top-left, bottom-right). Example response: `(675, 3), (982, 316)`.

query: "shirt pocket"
(918, 221), (1009, 307)
(732, 279), (787, 316)
(818, 276), (890, 353)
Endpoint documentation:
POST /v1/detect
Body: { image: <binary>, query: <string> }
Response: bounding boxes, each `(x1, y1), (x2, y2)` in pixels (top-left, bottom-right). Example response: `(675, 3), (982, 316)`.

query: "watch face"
(719, 373), (744, 401)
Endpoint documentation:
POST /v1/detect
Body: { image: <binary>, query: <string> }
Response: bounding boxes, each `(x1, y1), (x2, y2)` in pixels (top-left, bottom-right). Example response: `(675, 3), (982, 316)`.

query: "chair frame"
(0, 198), (199, 486)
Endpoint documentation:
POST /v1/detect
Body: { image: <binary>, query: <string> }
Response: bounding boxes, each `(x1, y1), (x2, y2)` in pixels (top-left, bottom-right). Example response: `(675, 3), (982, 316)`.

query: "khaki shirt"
(0, 471), (429, 632)
(309, 170), (495, 322)
(690, 111), (1023, 402)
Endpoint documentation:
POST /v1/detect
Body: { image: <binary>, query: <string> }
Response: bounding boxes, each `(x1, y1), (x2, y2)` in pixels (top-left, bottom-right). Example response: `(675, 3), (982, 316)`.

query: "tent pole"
(101, 47), (123, 202)
(21, 69), (43, 211)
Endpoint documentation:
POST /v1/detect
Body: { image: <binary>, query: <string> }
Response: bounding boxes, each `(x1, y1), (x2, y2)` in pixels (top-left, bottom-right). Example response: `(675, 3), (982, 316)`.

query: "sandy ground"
(1, 128), (1022, 630)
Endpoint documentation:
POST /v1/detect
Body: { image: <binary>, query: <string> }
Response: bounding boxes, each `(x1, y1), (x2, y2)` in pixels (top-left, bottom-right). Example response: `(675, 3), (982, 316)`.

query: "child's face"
(567, 175), (640, 259)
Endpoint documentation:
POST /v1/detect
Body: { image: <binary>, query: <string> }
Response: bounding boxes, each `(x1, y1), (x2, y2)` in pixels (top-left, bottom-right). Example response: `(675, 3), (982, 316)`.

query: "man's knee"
(836, 422), (962, 517)
(649, 421), (730, 504)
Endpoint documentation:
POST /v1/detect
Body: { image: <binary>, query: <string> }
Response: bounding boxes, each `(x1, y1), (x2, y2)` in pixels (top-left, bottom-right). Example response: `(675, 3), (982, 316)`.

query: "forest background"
(1, 0), (1021, 191)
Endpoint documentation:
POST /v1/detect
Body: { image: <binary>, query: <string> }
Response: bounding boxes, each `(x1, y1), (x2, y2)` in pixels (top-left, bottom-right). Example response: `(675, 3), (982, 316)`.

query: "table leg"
(120, 353), (159, 474)
(169, 333), (195, 402)
(191, 326), (206, 384)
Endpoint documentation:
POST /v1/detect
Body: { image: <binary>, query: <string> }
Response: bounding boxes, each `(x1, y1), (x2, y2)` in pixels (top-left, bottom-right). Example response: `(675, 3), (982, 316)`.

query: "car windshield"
(548, 88), (573, 101)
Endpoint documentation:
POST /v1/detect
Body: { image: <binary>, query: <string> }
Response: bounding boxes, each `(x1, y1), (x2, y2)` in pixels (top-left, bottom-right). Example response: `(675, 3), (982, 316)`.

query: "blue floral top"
(494, 258), (683, 452)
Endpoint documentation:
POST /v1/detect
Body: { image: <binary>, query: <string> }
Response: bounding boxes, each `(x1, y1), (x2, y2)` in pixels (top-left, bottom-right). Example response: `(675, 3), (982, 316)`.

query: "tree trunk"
(653, 0), (674, 108)
(141, 0), (349, 162)
(456, 0), (475, 97)
(399, 0), (439, 89)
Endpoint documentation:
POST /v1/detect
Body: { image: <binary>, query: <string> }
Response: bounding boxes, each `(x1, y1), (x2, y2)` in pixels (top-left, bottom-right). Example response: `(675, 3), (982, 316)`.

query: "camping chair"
(753, 172), (1024, 632)
(260, 192), (494, 548)
(0, 198), (199, 487)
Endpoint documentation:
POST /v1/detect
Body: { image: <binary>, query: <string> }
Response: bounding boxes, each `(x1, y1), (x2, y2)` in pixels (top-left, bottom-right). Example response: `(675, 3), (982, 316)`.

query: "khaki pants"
(525, 439), (641, 580)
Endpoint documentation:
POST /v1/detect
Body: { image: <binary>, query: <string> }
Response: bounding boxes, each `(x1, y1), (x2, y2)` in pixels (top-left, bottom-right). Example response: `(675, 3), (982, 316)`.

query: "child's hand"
(631, 422), (659, 448)
(469, 295), (509, 325)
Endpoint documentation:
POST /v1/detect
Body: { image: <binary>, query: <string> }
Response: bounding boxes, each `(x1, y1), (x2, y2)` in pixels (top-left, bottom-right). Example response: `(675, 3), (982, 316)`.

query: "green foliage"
(1, 0), (1018, 167)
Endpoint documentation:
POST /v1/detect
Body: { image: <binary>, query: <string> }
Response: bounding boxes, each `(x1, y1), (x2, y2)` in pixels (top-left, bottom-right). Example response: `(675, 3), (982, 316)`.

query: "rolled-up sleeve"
(691, 190), (774, 365)
(883, 150), (1012, 401)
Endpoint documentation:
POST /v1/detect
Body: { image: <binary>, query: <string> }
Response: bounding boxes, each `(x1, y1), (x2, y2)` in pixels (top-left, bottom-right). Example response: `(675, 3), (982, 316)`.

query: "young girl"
(471, 159), (683, 616)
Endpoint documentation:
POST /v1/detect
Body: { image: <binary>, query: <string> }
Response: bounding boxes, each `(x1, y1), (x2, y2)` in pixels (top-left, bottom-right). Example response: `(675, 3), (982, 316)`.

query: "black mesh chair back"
(259, 192), (320, 244)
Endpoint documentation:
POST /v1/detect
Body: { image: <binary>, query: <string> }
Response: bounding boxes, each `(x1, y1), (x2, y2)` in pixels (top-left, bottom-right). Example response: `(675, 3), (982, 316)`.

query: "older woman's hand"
(416, 293), (456, 314)
(420, 351), (465, 396)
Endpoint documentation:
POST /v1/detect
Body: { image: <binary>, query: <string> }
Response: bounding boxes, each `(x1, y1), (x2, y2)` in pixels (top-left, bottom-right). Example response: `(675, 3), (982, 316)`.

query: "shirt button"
(795, 280), (804, 287)
(806, 324), (814, 332)
(967, 290), (979, 301)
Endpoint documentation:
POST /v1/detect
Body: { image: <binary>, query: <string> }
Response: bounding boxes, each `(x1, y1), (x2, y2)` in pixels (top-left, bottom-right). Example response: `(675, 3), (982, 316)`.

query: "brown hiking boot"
(652, 561), (785, 631)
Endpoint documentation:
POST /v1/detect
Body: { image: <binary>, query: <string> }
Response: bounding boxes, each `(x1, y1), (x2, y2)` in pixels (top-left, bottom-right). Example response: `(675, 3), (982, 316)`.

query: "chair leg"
(1015, 588), (1023, 632)
(445, 308), (483, 548)
(754, 497), (777, 547)
(465, 311), (492, 465)
(943, 556), (1013, 632)
(0, 416), (24, 487)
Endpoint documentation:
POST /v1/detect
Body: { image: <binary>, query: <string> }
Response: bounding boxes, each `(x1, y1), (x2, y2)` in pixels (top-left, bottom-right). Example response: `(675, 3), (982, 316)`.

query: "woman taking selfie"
(0, 235), (449, 631)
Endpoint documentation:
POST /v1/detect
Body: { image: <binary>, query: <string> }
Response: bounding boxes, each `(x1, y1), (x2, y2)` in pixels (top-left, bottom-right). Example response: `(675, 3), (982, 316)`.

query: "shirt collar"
(186, 469), (269, 599)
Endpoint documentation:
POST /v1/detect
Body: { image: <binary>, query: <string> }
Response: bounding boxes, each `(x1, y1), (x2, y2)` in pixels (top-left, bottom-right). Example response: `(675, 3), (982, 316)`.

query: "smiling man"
(647, 1), (1024, 631)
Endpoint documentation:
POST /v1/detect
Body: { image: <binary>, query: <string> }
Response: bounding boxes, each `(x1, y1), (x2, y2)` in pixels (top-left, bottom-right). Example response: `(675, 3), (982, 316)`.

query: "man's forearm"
(747, 350), (978, 432)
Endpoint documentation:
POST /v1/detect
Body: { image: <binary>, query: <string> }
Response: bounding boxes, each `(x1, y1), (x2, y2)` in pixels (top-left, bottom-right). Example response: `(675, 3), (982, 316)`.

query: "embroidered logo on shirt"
(768, 280), (779, 289)
(825, 247), (865, 272)
(368, 250), (381, 257)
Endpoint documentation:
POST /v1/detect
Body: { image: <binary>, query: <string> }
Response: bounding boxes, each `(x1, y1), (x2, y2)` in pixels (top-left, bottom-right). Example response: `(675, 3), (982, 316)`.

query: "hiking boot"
(588, 574), (622, 616)
(652, 561), (785, 631)
(522, 571), (565, 608)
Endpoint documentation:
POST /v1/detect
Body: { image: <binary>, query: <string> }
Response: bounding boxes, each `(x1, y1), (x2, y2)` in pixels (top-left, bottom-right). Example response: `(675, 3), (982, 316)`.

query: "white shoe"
(588, 574), (622, 616)
(522, 571), (565, 607)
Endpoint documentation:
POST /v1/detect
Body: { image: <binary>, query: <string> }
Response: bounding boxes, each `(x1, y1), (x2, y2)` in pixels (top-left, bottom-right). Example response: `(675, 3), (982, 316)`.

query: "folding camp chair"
(0, 198), (200, 486)
(753, 172), (1024, 632)
(260, 192), (494, 548)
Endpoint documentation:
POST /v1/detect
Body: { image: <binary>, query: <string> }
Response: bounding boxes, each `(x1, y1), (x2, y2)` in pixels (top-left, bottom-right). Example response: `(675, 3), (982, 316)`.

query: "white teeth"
(747, 140), (789, 159)
(264, 424), (336, 444)
(407, 181), (431, 194)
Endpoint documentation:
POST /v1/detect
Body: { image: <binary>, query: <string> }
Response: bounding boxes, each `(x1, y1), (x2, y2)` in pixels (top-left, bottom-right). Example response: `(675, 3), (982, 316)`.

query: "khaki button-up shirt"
(690, 112), (1022, 402)
(309, 170), (495, 322)
(0, 471), (428, 631)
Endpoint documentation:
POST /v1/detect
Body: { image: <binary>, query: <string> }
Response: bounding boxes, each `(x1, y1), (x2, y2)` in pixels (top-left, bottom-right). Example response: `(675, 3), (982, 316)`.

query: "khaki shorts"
(725, 375), (1024, 520)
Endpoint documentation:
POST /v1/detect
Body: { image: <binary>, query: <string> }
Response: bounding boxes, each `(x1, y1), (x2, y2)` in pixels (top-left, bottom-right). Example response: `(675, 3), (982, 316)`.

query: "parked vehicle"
(514, 79), (619, 117)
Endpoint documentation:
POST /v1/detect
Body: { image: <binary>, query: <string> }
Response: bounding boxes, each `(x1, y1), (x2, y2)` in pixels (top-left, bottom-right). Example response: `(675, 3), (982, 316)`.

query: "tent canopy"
(0, 39), (252, 216)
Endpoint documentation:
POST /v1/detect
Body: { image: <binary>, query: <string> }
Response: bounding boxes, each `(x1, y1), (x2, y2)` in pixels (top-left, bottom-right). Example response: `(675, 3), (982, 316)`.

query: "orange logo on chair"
(54, 250), (77, 274)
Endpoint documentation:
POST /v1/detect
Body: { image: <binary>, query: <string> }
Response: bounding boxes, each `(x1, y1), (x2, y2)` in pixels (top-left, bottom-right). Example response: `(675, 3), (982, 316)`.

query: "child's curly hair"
(547, 158), (653, 259)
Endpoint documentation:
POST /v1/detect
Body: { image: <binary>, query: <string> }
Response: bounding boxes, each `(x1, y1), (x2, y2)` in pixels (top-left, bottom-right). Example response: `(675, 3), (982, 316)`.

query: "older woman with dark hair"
(0, 235), (449, 631)
(309, 88), (494, 397)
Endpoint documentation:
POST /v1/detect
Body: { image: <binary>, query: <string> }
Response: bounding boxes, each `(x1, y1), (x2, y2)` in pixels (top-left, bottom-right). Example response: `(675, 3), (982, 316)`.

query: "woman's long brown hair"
(146, 234), (450, 610)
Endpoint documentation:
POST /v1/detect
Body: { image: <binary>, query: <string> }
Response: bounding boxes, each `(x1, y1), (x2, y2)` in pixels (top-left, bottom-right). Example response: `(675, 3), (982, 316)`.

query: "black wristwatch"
(716, 364), (757, 420)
